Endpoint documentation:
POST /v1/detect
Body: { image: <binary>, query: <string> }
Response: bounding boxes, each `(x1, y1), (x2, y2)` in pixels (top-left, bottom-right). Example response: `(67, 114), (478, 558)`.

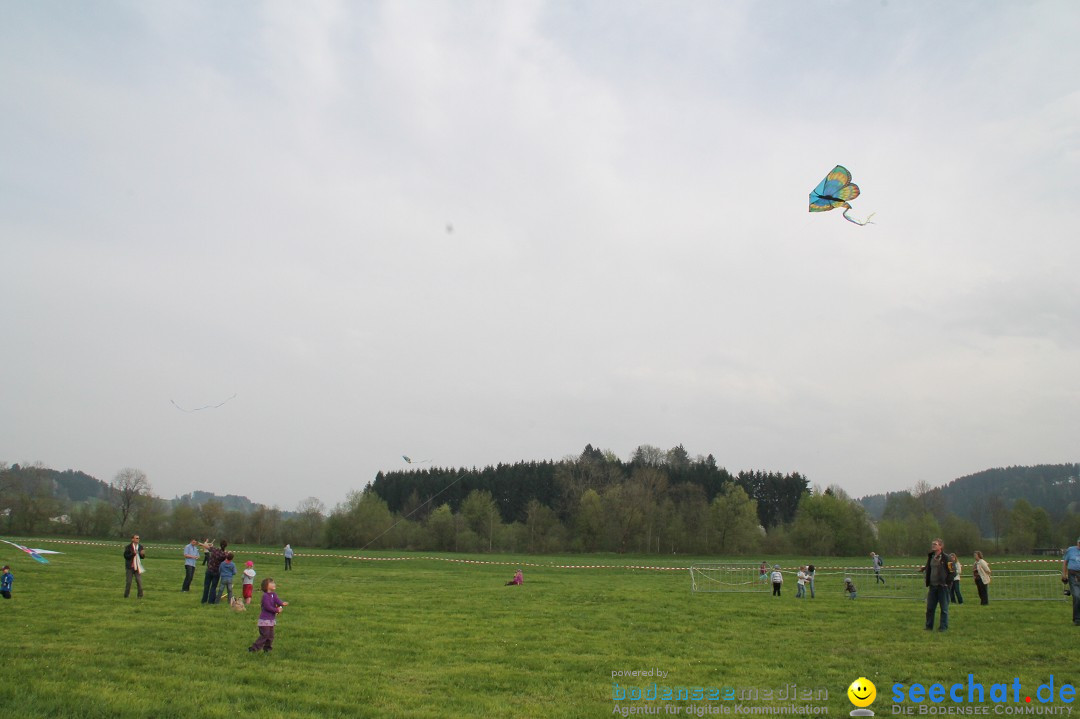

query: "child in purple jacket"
(248, 578), (288, 653)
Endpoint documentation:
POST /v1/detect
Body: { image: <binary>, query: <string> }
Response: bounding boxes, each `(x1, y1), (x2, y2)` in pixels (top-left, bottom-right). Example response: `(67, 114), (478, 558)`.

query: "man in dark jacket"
(922, 537), (953, 631)
(201, 540), (228, 605)
(123, 534), (146, 598)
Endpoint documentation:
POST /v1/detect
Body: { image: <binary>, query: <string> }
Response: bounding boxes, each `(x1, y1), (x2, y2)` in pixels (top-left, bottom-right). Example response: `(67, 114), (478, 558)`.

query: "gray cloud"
(2, 1), (1078, 508)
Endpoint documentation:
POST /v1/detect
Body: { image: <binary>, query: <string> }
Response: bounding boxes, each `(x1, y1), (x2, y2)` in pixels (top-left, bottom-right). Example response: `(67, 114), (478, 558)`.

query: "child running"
(249, 578), (287, 653)
(242, 561), (256, 605)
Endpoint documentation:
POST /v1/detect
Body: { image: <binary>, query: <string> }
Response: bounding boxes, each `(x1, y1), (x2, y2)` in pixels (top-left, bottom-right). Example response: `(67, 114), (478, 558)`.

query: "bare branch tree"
(111, 468), (152, 535)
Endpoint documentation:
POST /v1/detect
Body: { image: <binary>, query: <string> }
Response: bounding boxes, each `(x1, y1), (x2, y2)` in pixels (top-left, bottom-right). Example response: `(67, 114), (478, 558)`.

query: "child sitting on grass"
(844, 577), (857, 600)
(249, 578), (287, 653)
(505, 569), (523, 586)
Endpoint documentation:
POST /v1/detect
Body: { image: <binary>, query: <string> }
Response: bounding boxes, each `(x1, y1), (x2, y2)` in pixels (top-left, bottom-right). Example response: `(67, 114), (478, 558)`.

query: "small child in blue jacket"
(1, 565), (12, 599)
(219, 553), (238, 604)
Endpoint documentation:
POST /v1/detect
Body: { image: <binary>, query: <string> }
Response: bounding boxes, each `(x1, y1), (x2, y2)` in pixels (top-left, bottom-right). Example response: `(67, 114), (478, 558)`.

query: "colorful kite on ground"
(1, 539), (63, 564)
(809, 165), (875, 226)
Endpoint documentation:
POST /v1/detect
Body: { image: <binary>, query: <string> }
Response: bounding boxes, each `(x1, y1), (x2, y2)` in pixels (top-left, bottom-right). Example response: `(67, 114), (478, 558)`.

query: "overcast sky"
(2, 1), (1078, 511)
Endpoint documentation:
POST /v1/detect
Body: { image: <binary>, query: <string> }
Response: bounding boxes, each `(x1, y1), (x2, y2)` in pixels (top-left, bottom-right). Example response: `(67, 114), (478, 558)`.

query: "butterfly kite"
(1, 539), (63, 564)
(809, 165), (875, 226)
(402, 455), (431, 464)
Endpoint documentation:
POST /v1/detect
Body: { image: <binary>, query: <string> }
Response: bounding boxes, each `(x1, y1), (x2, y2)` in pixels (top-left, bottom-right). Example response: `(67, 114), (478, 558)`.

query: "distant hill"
(172, 490), (260, 514)
(860, 463), (1080, 533)
(1, 464), (271, 513)
(1, 465), (112, 502)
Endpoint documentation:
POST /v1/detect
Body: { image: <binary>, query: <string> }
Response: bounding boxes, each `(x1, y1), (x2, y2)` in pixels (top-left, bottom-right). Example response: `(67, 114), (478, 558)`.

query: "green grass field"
(2, 539), (1077, 718)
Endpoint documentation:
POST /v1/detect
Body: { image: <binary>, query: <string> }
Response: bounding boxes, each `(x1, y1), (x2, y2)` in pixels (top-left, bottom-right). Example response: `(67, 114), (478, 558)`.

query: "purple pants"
(250, 625), (275, 651)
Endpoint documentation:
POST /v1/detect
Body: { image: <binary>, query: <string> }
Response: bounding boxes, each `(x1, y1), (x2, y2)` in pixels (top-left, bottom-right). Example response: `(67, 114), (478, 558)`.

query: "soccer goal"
(689, 563), (1069, 601)
(817, 566), (1067, 601)
(980, 568), (1069, 601)
(689, 562), (775, 593)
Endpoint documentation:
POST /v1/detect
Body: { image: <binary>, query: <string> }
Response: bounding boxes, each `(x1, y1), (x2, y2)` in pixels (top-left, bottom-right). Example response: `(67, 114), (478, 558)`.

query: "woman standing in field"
(949, 553), (964, 605)
(973, 551), (992, 605)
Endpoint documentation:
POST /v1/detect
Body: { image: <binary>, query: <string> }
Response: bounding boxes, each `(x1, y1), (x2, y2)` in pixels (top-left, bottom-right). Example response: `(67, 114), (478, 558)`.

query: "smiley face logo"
(847, 677), (877, 708)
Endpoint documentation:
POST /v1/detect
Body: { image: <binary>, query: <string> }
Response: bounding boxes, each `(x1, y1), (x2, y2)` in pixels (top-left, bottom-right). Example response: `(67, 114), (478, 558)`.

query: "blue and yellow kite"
(809, 165), (875, 226)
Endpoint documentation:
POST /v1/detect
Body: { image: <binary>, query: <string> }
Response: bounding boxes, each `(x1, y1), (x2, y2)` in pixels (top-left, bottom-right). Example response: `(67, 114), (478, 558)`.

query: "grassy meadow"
(2, 539), (1077, 718)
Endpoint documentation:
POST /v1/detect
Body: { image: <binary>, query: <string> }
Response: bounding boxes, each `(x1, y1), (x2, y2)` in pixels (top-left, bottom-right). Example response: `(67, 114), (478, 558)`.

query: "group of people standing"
(760, 561), (816, 598)
(119, 536), (296, 605)
(117, 534), (292, 653)
(185, 539), (248, 605)
(184, 539), (295, 605)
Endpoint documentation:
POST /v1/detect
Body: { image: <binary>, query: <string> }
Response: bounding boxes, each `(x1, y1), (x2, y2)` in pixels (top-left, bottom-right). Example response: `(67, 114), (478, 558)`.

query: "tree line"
(0, 463), (326, 547)
(6, 450), (1080, 556)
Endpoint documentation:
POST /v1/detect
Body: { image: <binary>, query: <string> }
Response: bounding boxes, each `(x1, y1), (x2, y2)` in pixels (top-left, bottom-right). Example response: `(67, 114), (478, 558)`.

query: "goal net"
(689, 562), (775, 593)
(690, 563), (1068, 601)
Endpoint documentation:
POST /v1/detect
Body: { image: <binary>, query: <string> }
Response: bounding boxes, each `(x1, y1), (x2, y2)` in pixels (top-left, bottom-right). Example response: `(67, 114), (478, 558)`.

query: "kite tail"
(842, 208), (876, 226)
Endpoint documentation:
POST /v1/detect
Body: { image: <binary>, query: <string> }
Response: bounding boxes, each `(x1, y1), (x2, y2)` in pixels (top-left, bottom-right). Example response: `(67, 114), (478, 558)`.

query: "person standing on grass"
(202, 540), (228, 605)
(758, 561), (769, 582)
(973, 551), (992, 605)
(219, 553), (238, 604)
(770, 565), (783, 596)
(248, 578), (287, 653)
(242, 561), (257, 605)
(949, 553), (964, 605)
(795, 566), (807, 599)
(283, 544), (293, 571)
(1061, 537), (1080, 625)
(182, 539), (200, 592)
(807, 564), (816, 599)
(871, 552), (886, 584)
(124, 534), (146, 599)
(922, 538), (952, 631)
(1, 565), (12, 599)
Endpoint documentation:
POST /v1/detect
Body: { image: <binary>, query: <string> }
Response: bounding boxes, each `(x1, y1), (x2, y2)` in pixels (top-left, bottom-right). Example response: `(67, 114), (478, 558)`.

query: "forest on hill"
(859, 464), (1080, 539)
(4, 453), (1079, 557)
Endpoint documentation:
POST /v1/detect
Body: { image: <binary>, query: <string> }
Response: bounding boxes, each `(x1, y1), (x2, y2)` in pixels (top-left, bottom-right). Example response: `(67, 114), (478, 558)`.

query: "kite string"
(358, 471), (471, 552)
(842, 208), (876, 226)
(171, 394), (238, 412)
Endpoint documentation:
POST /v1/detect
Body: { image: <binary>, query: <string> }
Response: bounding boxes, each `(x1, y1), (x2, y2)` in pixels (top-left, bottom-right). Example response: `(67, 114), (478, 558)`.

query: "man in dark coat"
(123, 534), (146, 598)
(922, 537), (953, 631)
(201, 540), (228, 605)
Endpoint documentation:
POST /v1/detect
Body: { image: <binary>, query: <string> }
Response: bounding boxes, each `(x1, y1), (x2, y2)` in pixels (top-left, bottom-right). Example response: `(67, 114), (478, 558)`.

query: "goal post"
(689, 562), (774, 593)
(689, 562), (1068, 601)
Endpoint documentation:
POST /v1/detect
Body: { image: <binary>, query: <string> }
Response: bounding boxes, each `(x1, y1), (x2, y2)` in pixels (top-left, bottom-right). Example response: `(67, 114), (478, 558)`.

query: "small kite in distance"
(402, 455), (431, 464)
(171, 394), (237, 412)
(809, 165), (875, 226)
(1, 539), (63, 564)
